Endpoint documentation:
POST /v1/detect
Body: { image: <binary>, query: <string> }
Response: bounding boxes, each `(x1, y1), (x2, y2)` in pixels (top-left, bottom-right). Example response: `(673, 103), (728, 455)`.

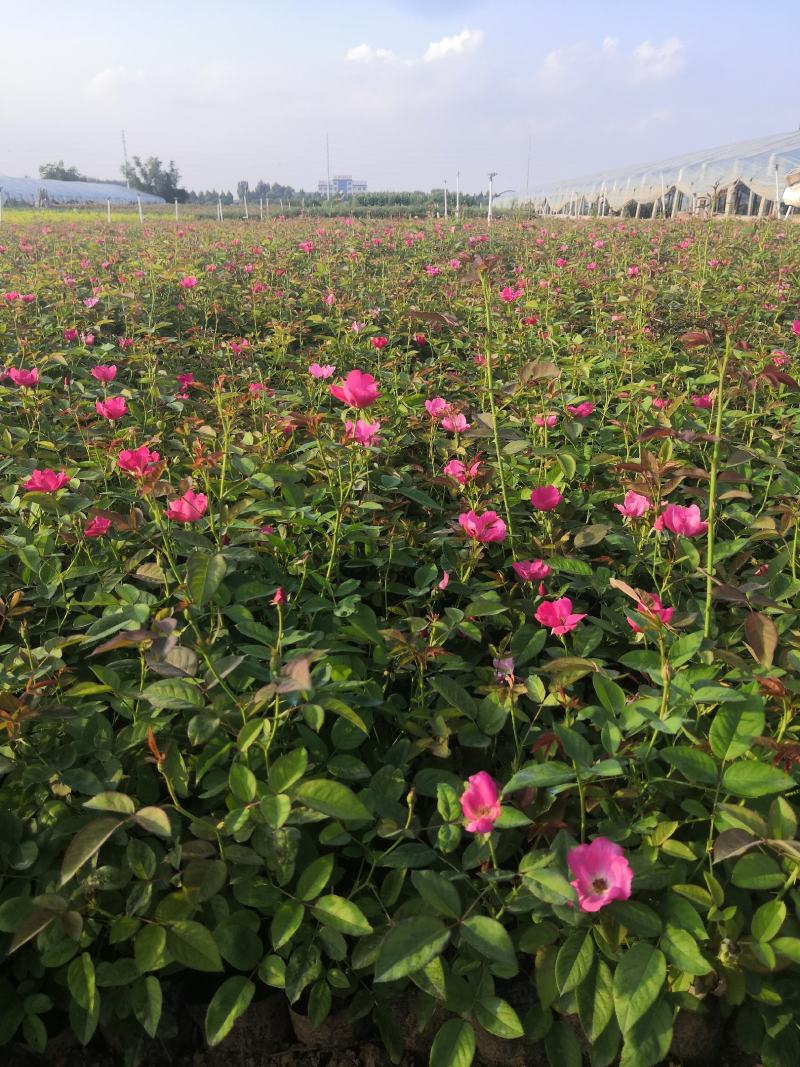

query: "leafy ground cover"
(1, 214), (799, 1067)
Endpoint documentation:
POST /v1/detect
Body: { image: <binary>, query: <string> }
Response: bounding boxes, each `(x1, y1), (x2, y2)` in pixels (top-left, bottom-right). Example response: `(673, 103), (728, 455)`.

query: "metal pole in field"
(775, 164), (781, 217)
(218, 196), (223, 222)
(137, 196), (144, 224)
(326, 134), (331, 202)
(455, 170), (460, 219)
(259, 197), (263, 221)
(265, 194), (269, 216)
(487, 171), (497, 224)
(174, 198), (179, 221)
(443, 179), (448, 218)
(107, 198), (111, 223)
(660, 174), (667, 219)
(243, 191), (249, 219)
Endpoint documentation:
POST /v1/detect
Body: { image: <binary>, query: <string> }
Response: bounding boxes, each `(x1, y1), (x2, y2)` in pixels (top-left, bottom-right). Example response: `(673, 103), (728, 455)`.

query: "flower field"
(1, 214), (800, 1067)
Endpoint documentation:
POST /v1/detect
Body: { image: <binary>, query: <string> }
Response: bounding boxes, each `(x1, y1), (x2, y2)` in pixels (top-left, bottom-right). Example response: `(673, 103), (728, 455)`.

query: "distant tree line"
(36, 159), (491, 211)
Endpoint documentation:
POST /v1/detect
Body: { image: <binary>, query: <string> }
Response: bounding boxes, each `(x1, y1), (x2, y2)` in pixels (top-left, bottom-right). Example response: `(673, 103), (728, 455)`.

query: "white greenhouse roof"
(0, 175), (165, 205)
(502, 130), (800, 212)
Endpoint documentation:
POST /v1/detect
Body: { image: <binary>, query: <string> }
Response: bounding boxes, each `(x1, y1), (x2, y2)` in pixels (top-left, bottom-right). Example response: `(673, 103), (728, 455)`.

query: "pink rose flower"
(458, 510), (507, 543)
(425, 397), (450, 419)
(614, 491), (650, 519)
(330, 369), (380, 408)
(84, 515), (111, 538)
(566, 402), (594, 418)
(345, 419), (381, 446)
(626, 594), (674, 633)
(568, 838), (633, 912)
(8, 368), (39, 387)
(660, 503), (708, 537)
(179, 276), (198, 288)
(512, 559), (551, 582)
(443, 458), (482, 485)
(460, 772), (501, 834)
(441, 413), (471, 433)
(309, 363), (336, 379)
(165, 490), (208, 523)
(118, 446), (160, 477)
(91, 365), (117, 383)
(23, 469), (70, 493)
(535, 597), (586, 635)
(95, 397), (127, 420)
(530, 485), (562, 511)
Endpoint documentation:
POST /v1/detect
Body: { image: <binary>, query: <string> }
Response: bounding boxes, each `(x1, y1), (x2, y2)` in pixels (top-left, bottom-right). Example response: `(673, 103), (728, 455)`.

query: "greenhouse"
(502, 130), (800, 217)
(0, 175), (165, 206)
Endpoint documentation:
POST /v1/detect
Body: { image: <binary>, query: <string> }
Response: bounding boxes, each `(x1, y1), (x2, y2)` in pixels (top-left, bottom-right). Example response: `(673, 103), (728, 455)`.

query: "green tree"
(121, 157), (188, 202)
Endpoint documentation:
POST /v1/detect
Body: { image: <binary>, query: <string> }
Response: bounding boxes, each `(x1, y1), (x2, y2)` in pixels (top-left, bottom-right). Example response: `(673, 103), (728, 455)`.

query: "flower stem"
(703, 338), (730, 639)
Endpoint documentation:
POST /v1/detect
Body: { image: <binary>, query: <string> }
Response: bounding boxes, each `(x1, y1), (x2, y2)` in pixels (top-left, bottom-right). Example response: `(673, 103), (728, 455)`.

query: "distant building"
(318, 175), (367, 198)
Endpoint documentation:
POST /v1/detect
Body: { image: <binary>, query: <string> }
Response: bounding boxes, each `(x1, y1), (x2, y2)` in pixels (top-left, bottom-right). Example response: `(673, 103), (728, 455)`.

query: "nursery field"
(1, 214), (800, 1067)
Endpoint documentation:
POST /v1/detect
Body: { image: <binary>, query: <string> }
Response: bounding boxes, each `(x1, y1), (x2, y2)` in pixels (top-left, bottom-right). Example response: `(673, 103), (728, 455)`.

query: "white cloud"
(84, 65), (146, 97)
(424, 28), (484, 63)
(345, 43), (399, 64)
(537, 36), (684, 90)
(345, 28), (483, 67)
(630, 38), (684, 83)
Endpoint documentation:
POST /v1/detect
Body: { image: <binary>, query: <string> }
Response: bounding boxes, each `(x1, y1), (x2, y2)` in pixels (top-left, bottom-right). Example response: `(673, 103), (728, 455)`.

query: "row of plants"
(1, 213), (799, 1066)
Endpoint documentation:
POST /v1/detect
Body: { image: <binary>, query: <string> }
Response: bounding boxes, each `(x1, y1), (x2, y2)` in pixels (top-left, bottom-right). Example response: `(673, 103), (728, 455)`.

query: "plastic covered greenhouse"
(0, 176), (165, 206)
(499, 130), (800, 217)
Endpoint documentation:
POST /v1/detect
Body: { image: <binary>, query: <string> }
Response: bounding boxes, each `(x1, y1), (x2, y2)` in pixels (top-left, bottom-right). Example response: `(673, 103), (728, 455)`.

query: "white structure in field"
(498, 131), (800, 217)
(317, 175), (367, 198)
(0, 175), (165, 206)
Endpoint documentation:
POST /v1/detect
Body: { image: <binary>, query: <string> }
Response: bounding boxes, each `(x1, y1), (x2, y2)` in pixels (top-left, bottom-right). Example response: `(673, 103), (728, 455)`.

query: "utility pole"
(443, 179), (448, 218)
(455, 170), (460, 219)
(487, 171), (497, 225)
(121, 129), (129, 186)
(326, 134), (331, 202)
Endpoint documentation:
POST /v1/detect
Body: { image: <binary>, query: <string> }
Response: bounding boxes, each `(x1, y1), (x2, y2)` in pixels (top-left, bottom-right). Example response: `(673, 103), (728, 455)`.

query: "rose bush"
(0, 212), (799, 1066)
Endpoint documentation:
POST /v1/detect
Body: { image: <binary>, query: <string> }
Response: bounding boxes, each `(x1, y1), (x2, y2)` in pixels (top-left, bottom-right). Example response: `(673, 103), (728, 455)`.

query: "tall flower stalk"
(479, 272), (516, 554)
(703, 337), (730, 638)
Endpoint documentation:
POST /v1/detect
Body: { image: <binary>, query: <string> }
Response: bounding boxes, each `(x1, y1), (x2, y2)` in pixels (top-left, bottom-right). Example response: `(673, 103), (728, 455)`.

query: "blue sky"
(1, 0), (796, 194)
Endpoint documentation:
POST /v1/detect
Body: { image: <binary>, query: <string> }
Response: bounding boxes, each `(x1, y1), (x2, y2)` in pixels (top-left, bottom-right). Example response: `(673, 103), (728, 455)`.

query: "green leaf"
(375, 917), (450, 983)
(67, 953), (96, 1012)
(619, 1000), (673, 1067)
(461, 916), (518, 974)
(544, 1020), (582, 1067)
(296, 854), (335, 901)
(605, 900), (663, 938)
(271, 901), (305, 950)
(60, 817), (124, 886)
(140, 678), (202, 709)
(768, 797), (797, 840)
(294, 779), (371, 822)
(474, 996), (524, 1040)
(709, 702), (765, 761)
(187, 551), (227, 606)
(311, 895), (373, 936)
(166, 921), (223, 972)
(430, 675), (478, 717)
(133, 807), (172, 836)
(268, 748), (308, 793)
(661, 746), (718, 785)
(613, 943), (666, 1034)
(229, 762), (257, 803)
(8, 907), (57, 953)
(731, 852), (784, 890)
(503, 761), (575, 793)
(577, 959), (615, 1044)
(772, 937), (800, 963)
(752, 900), (786, 942)
(205, 977), (255, 1047)
(132, 976), (162, 1038)
(308, 979), (332, 1028)
(668, 631), (703, 667)
(69, 994), (99, 1046)
(722, 761), (795, 798)
(83, 791), (136, 815)
(411, 870), (462, 919)
(429, 1018), (476, 1067)
(135, 925), (168, 972)
(556, 930), (594, 994)
(593, 674), (626, 714)
(660, 926), (712, 975)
